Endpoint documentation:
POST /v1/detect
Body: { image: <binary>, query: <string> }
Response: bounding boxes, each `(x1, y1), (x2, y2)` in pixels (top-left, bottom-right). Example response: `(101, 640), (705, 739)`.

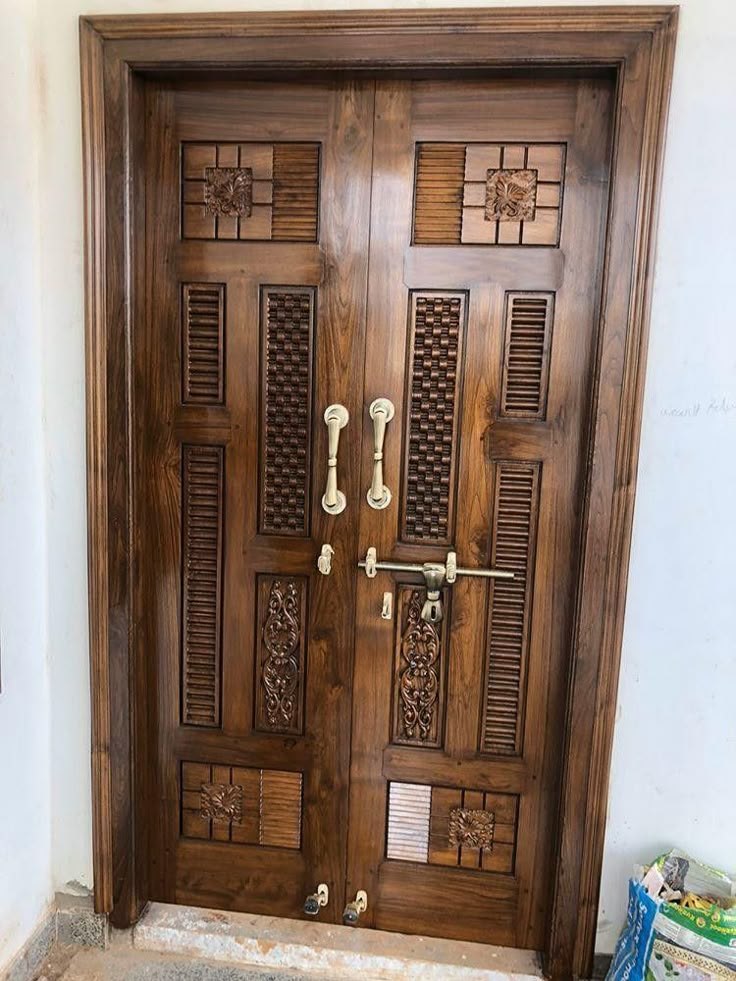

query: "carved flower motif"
(200, 782), (244, 824)
(448, 807), (495, 849)
(204, 167), (253, 218)
(485, 168), (538, 222)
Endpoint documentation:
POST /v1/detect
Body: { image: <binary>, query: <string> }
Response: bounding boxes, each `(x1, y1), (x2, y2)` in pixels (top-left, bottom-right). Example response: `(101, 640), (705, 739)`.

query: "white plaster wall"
(0, 0), (733, 969)
(0, 0), (53, 968)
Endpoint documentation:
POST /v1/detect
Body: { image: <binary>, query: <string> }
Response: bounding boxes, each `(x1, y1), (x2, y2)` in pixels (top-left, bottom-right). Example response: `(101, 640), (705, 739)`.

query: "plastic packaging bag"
(607, 851), (736, 981)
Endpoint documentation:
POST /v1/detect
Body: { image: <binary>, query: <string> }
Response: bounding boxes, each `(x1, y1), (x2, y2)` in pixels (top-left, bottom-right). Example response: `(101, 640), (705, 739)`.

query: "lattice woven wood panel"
(259, 288), (315, 535)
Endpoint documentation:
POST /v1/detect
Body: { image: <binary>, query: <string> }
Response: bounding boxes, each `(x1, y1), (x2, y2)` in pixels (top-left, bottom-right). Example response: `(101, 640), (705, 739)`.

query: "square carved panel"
(204, 167), (253, 218)
(485, 168), (537, 222)
(182, 142), (320, 242)
(181, 761), (302, 848)
(448, 807), (495, 849)
(200, 783), (244, 824)
(413, 142), (565, 246)
(386, 782), (519, 874)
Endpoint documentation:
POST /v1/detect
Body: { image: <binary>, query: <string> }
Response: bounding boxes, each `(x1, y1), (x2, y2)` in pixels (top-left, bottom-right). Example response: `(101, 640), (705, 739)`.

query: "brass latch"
(358, 547), (514, 624)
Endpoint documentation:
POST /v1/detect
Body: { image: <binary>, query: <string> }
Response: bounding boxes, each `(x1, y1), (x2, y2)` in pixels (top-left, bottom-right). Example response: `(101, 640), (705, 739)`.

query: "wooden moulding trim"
(80, 16), (114, 916)
(83, 7), (678, 39)
(79, 6), (679, 977)
(570, 12), (680, 977)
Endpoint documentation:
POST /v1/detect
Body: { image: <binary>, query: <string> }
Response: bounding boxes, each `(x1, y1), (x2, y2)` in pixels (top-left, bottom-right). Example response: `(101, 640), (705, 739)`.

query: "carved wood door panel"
(138, 71), (614, 943)
(138, 79), (374, 918)
(346, 76), (614, 947)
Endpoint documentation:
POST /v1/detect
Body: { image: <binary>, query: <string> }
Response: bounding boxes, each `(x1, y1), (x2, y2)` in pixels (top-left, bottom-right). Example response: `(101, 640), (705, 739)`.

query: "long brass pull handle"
(321, 404), (349, 515)
(367, 398), (395, 510)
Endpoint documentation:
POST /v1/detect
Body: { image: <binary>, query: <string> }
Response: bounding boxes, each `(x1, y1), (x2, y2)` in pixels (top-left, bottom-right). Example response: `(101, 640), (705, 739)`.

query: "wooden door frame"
(80, 8), (678, 978)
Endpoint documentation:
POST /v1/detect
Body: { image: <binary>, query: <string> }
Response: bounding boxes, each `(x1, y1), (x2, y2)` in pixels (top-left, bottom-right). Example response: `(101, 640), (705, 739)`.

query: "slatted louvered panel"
(413, 143), (466, 244)
(386, 782), (431, 863)
(181, 445), (224, 727)
(271, 143), (320, 241)
(481, 462), (540, 756)
(500, 293), (554, 418)
(182, 284), (225, 404)
(259, 770), (303, 849)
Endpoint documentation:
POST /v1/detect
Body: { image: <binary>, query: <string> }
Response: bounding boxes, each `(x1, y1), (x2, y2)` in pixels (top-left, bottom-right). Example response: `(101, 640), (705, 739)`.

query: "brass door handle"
(366, 397), (395, 510)
(321, 404), (349, 514)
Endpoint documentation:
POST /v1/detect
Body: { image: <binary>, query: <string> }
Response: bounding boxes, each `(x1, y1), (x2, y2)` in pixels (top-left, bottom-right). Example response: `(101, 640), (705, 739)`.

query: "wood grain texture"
(548, 13), (680, 980)
(136, 78), (374, 923)
(80, 10), (679, 976)
(83, 8), (678, 40)
(80, 14), (113, 918)
(349, 72), (615, 953)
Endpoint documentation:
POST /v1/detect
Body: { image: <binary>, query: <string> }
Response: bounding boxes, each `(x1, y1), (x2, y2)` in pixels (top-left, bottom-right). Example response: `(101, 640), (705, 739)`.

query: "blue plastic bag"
(607, 879), (658, 980)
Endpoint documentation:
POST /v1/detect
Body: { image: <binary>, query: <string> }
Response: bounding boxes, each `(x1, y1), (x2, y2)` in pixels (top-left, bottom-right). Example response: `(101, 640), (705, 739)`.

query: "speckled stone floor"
(35, 935), (349, 981)
(31, 903), (542, 981)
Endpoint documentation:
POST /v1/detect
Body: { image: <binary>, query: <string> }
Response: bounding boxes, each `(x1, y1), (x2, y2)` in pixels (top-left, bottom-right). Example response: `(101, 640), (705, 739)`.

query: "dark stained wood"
(136, 78), (374, 921)
(347, 74), (614, 952)
(80, 9), (678, 979)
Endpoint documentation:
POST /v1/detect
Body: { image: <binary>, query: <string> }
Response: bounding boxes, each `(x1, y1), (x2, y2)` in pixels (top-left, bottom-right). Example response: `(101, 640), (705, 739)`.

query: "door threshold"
(133, 903), (544, 980)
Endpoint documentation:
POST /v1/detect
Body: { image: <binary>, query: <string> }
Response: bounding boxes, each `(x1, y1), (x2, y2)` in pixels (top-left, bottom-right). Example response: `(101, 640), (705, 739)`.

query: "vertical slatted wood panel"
(413, 143), (466, 244)
(386, 782), (431, 862)
(500, 292), (554, 418)
(259, 770), (303, 848)
(481, 462), (540, 755)
(271, 143), (320, 241)
(181, 445), (224, 727)
(182, 283), (225, 404)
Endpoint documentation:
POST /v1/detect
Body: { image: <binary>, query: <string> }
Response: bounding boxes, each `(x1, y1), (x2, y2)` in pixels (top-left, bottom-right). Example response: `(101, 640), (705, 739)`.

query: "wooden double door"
(138, 72), (612, 949)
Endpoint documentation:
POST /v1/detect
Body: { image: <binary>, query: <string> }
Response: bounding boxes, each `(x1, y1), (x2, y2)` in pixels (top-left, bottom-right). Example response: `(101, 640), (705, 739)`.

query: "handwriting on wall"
(659, 396), (736, 419)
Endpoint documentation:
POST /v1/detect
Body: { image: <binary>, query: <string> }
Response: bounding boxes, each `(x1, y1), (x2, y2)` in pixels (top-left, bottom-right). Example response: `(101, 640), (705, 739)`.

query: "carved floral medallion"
(200, 782), (244, 824)
(399, 590), (440, 741)
(261, 580), (301, 730)
(204, 166), (253, 218)
(485, 168), (538, 222)
(448, 807), (495, 849)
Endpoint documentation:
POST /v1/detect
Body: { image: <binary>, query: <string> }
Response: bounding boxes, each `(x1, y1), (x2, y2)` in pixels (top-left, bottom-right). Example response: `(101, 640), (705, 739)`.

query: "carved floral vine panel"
(392, 588), (447, 748)
(255, 576), (307, 736)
